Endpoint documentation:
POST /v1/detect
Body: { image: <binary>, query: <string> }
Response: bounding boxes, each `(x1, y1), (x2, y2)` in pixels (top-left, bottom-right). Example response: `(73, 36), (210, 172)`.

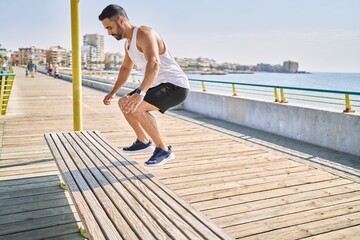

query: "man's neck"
(124, 24), (136, 42)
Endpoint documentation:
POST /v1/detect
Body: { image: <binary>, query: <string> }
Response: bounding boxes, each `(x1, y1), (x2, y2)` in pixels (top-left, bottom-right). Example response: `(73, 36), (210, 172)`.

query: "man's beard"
(113, 34), (122, 40)
(113, 22), (123, 40)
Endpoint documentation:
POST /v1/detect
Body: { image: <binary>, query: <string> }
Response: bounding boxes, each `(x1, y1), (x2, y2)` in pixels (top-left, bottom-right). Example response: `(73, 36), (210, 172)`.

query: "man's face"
(102, 17), (123, 40)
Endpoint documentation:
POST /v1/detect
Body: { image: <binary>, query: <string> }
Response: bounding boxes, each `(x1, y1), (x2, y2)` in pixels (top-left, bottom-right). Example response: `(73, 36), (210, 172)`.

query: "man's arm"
(103, 50), (134, 105)
(122, 26), (161, 113)
(137, 27), (161, 92)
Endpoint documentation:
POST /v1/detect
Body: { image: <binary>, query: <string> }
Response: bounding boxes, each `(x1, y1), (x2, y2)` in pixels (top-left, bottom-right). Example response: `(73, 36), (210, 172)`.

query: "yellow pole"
(132, 74), (136, 82)
(344, 94), (355, 113)
(70, 0), (82, 131)
(232, 84), (237, 96)
(274, 88), (279, 102)
(201, 81), (206, 92)
(0, 75), (5, 115)
(280, 88), (288, 103)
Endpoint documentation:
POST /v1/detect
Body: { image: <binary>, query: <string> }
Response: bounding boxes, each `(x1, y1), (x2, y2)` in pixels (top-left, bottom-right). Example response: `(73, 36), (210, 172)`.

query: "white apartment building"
(83, 34), (104, 63)
(104, 52), (123, 70)
(283, 60), (299, 73)
(49, 46), (68, 66)
(81, 45), (97, 69)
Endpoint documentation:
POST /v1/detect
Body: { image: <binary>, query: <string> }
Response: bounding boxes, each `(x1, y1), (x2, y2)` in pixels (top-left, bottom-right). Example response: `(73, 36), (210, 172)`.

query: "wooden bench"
(44, 131), (234, 240)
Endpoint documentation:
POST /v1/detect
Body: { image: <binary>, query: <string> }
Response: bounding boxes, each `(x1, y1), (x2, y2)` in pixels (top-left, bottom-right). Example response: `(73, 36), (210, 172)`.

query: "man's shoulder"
(138, 25), (152, 31)
(137, 26), (156, 37)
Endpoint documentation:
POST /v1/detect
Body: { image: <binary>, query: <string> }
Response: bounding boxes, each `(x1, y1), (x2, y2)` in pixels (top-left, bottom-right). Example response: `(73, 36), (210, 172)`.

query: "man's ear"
(118, 16), (125, 26)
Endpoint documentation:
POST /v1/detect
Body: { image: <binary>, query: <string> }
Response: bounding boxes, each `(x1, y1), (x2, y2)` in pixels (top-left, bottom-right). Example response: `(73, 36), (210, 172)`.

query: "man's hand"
(123, 94), (144, 113)
(103, 93), (114, 106)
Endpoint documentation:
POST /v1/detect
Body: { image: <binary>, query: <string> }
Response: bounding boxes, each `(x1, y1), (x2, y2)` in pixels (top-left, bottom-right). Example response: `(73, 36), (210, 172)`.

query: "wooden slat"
(241, 211), (360, 240)
(0, 175), (59, 188)
(183, 173), (340, 203)
(0, 205), (77, 225)
(0, 213), (79, 236)
(44, 133), (108, 240)
(300, 224), (360, 240)
(0, 183), (63, 200)
(89, 130), (233, 240)
(62, 132), (156, 240)
(225, 201), (360, 239)
(161, 161), (307, 186)
(0, 196), (72, 216)
(215, 191), (360, 227)
(0, 222), (83, 240)
(0, 191), (69, 208)
(201, 179), (355, 215)
(76, 131), (206, 239)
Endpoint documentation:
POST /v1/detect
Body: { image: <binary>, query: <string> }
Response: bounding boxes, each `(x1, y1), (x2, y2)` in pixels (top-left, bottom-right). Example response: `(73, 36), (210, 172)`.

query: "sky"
(1, 0), (359, 73)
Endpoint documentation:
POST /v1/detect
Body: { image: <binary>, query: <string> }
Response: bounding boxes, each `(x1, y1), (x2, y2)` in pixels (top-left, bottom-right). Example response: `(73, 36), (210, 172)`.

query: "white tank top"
(125, 26), (190, 89)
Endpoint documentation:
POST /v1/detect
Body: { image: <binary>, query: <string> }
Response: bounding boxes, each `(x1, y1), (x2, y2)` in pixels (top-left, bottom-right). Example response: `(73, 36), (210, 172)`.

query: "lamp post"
(70, 0), (83, 131)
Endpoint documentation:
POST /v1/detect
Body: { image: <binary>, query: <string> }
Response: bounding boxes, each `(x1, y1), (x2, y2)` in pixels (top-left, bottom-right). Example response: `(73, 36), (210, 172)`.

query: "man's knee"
(118, 96), (128, 113)
(118, 97), (125, 107)
(132, 108), (145, 119)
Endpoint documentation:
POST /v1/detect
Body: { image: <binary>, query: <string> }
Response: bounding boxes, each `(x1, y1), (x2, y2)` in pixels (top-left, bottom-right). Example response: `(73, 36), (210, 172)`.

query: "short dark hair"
(98, 4), (129, 21)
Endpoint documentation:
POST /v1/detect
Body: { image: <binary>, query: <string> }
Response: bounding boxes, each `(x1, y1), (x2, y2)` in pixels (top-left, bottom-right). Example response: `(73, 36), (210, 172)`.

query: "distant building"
(272, 64), (284, 72)
(48, 46), (68, 66)
(11, 51), (20, 65)
(197, 57), (216, 69)
(83, 34), (104, 63)
(174, 57), (187, 68)
(104, 52), (123, 70)
(256, 63), (273, 72)
(66, 50), (72, 68)
(81, 45), (97, 70)
(18, 46), (47, 65)
(283, 60), (299, 73)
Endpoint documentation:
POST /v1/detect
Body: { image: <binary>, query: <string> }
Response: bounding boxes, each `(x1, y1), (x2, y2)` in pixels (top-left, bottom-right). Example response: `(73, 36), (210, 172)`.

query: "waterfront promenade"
(0, 67), (359, 239)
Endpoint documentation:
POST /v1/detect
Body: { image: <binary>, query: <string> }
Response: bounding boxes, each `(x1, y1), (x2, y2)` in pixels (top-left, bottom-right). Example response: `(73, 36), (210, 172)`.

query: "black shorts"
(129, 83), (189, 113)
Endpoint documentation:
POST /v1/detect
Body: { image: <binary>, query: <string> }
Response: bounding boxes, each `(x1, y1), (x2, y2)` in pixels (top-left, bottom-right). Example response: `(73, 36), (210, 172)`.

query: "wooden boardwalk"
(0, 67), (359, 239)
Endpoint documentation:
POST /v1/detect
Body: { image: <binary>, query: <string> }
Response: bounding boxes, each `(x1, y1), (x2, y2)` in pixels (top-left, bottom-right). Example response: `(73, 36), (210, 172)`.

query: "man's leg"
(120, 96), (166, 150)
(132, 101), (175, 166)
(118, 96), (149, 143)
(119, 94), (166, 149)
(133, 103), (166, 150)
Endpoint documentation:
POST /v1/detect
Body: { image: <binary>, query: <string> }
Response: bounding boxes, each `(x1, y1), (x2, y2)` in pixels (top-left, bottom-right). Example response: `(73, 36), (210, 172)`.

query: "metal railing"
(66, 71), (360, 113)
(188, 78), (360, 113)
(0, 73), (16, 115)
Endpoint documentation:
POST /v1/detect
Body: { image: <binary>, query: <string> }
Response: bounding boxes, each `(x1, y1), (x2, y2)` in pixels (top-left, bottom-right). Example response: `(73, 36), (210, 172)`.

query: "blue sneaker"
(144, 146), (175, 167)
(123, 139), (155, 155)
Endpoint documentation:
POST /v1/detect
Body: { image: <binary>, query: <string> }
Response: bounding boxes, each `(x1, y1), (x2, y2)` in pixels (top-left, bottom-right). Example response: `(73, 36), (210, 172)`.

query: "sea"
(117, 71), (360, 112)
(185, 72), (360, 112)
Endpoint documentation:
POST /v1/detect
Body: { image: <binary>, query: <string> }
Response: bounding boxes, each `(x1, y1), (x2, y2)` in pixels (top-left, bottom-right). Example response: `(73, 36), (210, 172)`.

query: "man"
(27, 61), (35, 78)
(99, 4), (190, 167)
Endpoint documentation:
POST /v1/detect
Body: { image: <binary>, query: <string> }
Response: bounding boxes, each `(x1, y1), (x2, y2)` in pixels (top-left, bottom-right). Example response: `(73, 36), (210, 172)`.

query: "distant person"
(47, 63), (53, 76)
(1, 63), (9, 74)
(54, 63), (60, 78)
(99, 4), (190, 167)
(34, 63), (38, 76)
(27, 61), (35, 78)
